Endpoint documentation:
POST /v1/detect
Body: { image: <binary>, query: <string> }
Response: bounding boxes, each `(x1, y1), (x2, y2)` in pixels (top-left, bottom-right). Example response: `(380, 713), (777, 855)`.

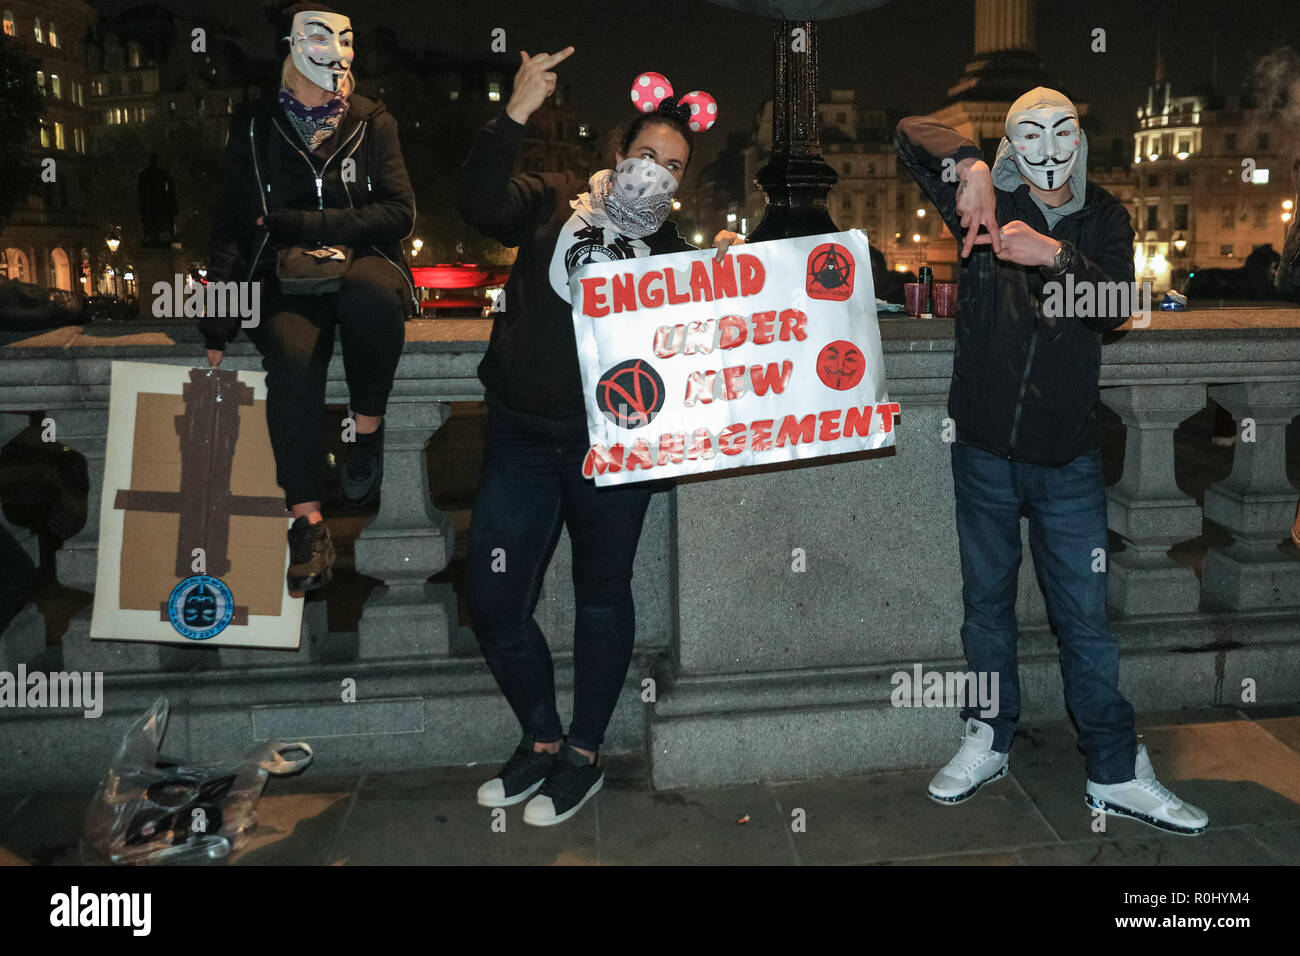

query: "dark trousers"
(465, 393), (653, 753)
(245, 254), (407, 507)
(951, 439), (1137, 784)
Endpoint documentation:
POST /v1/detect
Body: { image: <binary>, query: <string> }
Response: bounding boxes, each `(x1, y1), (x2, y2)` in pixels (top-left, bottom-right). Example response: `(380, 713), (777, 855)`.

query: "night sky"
(88, 0), (1300, 167)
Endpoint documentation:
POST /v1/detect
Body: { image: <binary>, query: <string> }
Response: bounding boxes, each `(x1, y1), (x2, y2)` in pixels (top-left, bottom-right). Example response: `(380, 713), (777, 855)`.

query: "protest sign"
(570, 230), (898, 486)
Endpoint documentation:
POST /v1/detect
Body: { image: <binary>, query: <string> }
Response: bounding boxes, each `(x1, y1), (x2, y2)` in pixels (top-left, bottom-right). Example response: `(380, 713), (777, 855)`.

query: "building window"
(48, 20), (57, 47)
(225, 97), (233, 114)
(128, 40), (141, 69)
(1174, 203), (1188, 230)
(54, 122), (64, 150)
(1177, 136), (1190, 155)
(2, 10), (14, 36)
(843, 161), (852, 176)
(108, 77), (121, 95)
(836, 111), (847, 124)
(39, 120), (48, 147)
(1174, 171), (1190, 186)
(35, 70), (44, 95)
(1224, 132), (1237, 153)
(51, 74), (61, 99)
(128, 76), (142, 94)
(1256, 132), (1269, 151)
(1146, 173), (1159, 188)
(1254, 203), (1266, 228)
(488, 79), (501, 102)
(1220, 244), (1234, 256)
(449, 89), (459, 101)
(1145, 203), (1159, 231)
(1221, 205), (1234, 229)
(33, 16), (41, 43)
(168, 100), (177, 116)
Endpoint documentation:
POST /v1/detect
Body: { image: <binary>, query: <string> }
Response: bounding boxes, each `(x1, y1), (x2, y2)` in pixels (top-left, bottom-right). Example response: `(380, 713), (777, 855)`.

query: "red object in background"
(932, 282), (958, 318)
(410, 265), (509, 291)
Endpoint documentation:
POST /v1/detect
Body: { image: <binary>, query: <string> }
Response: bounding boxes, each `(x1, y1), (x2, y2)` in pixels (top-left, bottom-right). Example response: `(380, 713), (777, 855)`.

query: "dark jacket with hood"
(895, 117), (1136, 466)
(201, 91), (418, 352)
(457, 111), (694, 419)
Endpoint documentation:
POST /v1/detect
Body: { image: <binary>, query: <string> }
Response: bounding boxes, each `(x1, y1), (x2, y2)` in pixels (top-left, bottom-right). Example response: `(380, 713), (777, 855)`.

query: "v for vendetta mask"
(287, 11), (354, 93)
(1005, 87), (1080, 191)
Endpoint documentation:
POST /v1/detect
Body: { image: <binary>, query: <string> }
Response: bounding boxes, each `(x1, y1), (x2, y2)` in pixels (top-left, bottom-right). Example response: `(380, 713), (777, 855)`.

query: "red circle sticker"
(816, 340), (865, 391)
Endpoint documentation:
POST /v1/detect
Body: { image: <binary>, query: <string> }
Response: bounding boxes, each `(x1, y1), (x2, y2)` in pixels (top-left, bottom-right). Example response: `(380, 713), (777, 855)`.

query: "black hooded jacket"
(895, 117), (1136, 466)
(201, 91), (418, 351)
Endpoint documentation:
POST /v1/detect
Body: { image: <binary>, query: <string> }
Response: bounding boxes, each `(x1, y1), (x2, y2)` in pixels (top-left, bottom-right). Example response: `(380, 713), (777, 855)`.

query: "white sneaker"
(928, 718), (1010, 804)
(1085, 743), (1208, 835)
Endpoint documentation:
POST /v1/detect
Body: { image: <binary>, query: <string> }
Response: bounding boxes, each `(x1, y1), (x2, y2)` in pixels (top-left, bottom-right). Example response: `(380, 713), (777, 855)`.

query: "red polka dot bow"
(630, 71), (718, 132)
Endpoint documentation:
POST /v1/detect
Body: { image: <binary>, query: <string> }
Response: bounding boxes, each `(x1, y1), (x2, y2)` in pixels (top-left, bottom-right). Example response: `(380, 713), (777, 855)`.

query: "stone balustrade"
(1, 313), (1297, 788)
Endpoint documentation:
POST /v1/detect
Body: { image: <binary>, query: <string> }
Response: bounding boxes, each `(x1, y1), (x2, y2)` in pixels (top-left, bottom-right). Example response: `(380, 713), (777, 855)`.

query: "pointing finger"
(537, 46), (575, 69)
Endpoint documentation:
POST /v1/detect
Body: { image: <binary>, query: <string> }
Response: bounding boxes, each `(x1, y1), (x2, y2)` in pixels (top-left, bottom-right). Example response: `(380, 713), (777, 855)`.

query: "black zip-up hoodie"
(895, 117), (1136, 466)
(202, 91), (418, 351)
(457, 112), (694, 419)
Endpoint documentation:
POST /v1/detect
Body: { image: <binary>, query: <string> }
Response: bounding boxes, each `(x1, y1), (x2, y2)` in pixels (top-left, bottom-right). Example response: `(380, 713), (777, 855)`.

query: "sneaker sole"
(476, 777), (545, 809)
(1083, 793), (1207, 836)
(288, 564), (333, 594)
(928, 762), (1009, 805)
(523, 775), (604, 827)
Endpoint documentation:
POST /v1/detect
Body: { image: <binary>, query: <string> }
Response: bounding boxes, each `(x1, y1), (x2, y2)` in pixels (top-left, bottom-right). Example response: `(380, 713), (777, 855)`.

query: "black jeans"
(245, 253), (407, 507)
(465, 393), (654, 753)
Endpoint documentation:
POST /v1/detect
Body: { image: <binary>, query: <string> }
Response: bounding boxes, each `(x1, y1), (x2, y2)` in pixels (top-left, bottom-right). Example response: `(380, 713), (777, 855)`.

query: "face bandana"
(1005, 87), (1080, 191)
(286, 10), (354, 94)
(574, 157), (679, 240)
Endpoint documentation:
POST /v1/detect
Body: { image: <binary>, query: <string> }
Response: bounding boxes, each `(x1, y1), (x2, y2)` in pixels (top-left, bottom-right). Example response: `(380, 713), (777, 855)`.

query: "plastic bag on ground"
(82, 696), (313, 865)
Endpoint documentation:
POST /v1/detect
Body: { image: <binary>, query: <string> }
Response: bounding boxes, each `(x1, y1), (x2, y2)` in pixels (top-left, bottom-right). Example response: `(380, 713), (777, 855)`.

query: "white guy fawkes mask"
(1005, 87), (1080, 191)
(287, 11), (354, 93)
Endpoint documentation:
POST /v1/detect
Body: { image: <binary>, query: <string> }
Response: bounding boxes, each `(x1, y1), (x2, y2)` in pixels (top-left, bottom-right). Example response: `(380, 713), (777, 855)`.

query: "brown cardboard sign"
(91, 362), (303, 647)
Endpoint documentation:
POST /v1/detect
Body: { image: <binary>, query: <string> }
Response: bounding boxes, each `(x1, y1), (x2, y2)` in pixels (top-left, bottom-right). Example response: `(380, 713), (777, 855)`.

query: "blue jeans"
(951, 439), (1136, 784)
(465, 392), (654, 753)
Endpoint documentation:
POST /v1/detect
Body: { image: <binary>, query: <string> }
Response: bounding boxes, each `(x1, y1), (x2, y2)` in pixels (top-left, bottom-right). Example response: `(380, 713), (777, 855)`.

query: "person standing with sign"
(895, 88), (1209, 834)
(457, 53), (737, 826)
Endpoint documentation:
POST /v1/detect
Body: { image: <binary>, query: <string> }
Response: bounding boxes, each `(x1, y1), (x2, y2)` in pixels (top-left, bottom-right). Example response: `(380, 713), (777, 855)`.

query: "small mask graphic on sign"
(807, 243), (855, 301)
(816, 340), (866, 391)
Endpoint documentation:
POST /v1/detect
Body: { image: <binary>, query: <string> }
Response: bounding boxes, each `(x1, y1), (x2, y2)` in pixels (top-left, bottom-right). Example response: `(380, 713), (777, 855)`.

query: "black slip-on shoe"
(476, 734), (559, 808)
(522, 743), (604, 827)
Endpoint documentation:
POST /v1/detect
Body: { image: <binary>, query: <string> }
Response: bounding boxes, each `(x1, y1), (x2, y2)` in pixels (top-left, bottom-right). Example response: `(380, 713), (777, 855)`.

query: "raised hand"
(505, 47), (575, 126)
(955, 159), (1002, 258)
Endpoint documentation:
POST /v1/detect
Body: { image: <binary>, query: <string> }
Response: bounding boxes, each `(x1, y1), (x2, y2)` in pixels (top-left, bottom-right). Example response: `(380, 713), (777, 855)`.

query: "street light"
(1173, 233), (1187, 254)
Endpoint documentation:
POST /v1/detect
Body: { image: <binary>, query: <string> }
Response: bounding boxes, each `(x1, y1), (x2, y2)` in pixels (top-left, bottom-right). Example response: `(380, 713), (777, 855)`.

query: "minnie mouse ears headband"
(630, 72), (718, 132)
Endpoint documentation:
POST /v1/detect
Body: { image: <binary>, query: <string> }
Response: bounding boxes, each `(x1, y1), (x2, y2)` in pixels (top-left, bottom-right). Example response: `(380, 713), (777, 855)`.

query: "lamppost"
(701, 0), (892, 242)
(411, 237), (423, 262)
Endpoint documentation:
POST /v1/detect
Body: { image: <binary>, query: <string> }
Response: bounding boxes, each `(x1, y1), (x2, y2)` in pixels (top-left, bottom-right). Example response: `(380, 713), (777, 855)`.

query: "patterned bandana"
(278, 85), (349, 151)
(572, 157), (678, 240)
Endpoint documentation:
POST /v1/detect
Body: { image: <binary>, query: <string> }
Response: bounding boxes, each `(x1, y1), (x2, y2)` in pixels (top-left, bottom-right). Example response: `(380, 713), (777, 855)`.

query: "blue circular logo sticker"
(167, 575), (234, 640)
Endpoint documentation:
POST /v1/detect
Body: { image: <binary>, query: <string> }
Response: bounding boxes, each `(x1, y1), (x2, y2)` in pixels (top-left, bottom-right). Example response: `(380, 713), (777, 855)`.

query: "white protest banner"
(570, 229), (898, 486)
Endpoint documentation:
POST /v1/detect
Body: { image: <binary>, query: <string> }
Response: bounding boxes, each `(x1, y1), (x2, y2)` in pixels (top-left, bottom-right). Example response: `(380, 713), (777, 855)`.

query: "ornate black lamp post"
(702, 0), (892, 241)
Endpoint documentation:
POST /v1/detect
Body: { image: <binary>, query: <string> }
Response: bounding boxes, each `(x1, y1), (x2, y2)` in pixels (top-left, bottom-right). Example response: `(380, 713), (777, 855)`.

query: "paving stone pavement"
(2, 706), (1298, 866)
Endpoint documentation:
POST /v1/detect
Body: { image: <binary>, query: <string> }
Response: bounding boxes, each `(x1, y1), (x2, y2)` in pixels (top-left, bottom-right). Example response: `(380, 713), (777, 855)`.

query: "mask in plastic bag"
(82, 696), (313, 865)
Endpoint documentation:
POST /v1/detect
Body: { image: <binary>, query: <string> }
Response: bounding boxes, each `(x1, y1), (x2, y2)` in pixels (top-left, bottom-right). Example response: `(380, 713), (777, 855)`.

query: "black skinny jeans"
(465, 392), (655, 753)
(245, 253), (407, 507)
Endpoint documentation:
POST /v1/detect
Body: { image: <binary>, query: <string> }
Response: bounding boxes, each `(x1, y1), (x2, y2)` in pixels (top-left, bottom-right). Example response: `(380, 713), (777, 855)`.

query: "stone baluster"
(1101, 384), (1206, 615)
(1202, 382), (1300, 610)
(352, 400), (455, 658)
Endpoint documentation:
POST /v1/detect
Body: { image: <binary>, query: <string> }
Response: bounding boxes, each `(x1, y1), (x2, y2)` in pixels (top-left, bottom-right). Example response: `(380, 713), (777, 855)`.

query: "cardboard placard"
(90, 361), (303, 648)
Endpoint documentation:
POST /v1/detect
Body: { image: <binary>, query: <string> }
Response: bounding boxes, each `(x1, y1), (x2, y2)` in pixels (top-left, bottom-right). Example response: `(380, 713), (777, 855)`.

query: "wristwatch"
(1043, 240), (1074, 276)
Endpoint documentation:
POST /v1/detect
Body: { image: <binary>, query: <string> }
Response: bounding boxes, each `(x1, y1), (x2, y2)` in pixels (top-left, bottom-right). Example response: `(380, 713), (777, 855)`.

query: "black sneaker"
(341, 422), (384, 506)
(476, 734), (558, 808)
(286, 516), (336, 592)
(523, 743), (604, 826)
